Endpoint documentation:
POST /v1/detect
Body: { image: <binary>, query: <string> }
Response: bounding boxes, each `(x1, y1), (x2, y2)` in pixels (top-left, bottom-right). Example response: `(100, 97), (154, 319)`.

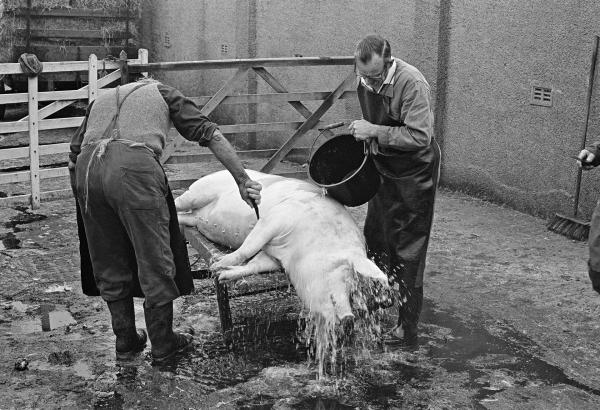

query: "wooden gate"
(0, 50), (357, 209)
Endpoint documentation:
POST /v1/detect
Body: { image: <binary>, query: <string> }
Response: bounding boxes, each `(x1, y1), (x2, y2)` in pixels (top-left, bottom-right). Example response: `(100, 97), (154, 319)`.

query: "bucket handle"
(309, 121), (347, 160)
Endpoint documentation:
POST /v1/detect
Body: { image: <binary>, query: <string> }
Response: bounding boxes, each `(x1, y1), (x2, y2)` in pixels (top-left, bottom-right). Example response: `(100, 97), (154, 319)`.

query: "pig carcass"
(175, 170), (389, 326)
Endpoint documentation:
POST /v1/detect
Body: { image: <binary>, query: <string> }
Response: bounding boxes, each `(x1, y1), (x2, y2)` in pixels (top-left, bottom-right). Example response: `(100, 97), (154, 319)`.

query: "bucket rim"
(308, 152), (370, 189)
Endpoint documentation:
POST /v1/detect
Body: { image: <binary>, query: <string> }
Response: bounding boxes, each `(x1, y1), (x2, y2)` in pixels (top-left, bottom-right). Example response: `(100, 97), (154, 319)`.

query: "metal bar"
(0, 55), (350, 76)
(253, 67), (334, 138)
(128, 56), (355, 72)
(0, 60), (122, 75)
(28, 76), (40, 209)
(260, 70), (356, 173)
(574, 35), (600, 218)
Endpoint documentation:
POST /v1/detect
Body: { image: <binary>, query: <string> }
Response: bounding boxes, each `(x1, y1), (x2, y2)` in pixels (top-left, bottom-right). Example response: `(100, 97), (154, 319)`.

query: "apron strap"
(101, 82), (151, 140)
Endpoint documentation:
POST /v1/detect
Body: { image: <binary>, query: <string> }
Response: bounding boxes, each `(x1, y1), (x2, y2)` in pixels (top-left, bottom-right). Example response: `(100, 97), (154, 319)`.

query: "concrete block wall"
(439, 0), (600, 218)
(140, 0), (440, 149)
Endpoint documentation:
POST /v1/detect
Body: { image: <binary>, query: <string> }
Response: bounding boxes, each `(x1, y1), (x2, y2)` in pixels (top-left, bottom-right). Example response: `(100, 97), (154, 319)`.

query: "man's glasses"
(355, 62), (390, 81)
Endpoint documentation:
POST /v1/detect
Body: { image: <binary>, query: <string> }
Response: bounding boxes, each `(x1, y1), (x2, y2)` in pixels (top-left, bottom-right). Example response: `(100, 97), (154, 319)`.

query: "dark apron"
(73, 85), (193, 298)
(359, 85), (440, 288)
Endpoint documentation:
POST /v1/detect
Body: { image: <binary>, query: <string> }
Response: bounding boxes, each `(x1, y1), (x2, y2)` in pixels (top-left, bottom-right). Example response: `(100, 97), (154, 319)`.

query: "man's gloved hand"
(589, 269), (600, 294)
(238, 178), (262, 208)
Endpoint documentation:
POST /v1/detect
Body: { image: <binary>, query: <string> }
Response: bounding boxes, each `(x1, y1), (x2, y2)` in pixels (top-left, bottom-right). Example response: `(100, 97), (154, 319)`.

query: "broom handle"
(574, 35), (599, 218)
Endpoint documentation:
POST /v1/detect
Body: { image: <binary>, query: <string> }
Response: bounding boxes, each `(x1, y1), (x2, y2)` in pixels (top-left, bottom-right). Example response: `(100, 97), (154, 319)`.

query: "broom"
(547, 35), (599, 241)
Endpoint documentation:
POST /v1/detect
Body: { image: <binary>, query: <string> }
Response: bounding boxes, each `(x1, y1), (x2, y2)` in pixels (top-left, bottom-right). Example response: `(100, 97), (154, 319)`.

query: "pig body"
(175, 170), (388, 325)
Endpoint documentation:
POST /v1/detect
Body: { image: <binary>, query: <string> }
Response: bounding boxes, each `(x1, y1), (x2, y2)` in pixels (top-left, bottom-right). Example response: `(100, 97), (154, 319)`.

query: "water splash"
(297, 272), (394, 379)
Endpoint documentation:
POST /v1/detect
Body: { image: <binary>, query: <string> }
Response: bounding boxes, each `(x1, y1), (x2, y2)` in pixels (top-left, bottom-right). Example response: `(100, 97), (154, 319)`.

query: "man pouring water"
(349, 34), (441, 345)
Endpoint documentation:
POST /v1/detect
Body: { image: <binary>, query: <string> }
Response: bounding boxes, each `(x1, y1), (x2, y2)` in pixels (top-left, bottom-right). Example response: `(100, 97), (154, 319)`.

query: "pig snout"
(351, 276), (396, 315)
(339, 314), (354, 335)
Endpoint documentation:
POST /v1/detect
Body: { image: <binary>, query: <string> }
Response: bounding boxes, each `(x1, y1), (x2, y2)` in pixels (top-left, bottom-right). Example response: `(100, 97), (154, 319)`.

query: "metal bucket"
(308, 133), (381, 207)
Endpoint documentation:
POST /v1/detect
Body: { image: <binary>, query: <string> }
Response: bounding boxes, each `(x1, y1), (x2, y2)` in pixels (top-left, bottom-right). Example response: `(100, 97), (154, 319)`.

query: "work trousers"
(74, 142), (180, 307)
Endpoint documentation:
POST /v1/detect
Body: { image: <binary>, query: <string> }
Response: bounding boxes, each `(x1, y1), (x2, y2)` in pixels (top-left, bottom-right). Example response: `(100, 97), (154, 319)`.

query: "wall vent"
(220, 44), (229, 54)
(530, 86), (552, 107)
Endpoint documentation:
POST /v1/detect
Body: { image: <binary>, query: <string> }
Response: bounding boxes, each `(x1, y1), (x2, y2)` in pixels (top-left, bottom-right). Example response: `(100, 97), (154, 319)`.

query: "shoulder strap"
(101, 82), (152, 140)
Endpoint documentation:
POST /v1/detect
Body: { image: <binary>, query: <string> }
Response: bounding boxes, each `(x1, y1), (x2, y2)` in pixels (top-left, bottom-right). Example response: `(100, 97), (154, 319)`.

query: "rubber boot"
(397, 286), (423, 347)
(143, 301), (192, 365)
(106, 298), (147, 360)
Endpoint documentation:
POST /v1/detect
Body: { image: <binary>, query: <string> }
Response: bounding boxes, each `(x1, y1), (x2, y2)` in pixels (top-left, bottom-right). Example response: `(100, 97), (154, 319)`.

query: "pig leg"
(174, 189), (215, 212)
(217, 251), (281, 282)
(211, 218), (278, 269)
(176, 213), (198, 227)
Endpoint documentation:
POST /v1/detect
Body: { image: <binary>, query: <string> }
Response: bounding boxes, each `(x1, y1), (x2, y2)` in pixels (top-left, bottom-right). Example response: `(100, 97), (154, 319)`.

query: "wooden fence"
(0, 49), (357, 209)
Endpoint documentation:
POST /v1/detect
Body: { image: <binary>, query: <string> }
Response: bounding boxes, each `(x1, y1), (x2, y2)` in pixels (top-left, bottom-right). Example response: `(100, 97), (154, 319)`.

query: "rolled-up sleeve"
(157, 83), (219, 146)
(377, 80), (433, 150)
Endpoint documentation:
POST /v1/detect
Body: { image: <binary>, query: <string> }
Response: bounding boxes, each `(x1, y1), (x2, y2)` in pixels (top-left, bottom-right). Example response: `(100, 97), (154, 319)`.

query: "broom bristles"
(547, 213), (590, 241)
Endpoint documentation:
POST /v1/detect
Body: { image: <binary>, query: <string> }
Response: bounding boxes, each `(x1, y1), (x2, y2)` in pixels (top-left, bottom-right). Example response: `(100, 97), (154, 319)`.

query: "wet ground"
(2, 185), (600, 409)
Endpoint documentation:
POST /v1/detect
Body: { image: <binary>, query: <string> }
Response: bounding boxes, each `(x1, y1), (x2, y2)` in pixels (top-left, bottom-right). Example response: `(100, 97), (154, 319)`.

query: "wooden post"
(138, 48), (149, 78)
(119, 50), (129, 84)
(214, 277), (234, 347)
(88, 54), (98, 103)
(27, 76), (40, 209)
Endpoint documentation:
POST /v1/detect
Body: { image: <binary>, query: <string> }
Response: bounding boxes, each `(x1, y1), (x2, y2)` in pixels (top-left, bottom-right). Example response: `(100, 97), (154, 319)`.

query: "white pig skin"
(175, 170), (388, 325)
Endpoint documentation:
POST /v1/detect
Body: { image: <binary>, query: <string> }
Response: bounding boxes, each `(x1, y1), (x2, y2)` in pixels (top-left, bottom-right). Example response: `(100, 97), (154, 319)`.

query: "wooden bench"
(182, 226), (296, 346)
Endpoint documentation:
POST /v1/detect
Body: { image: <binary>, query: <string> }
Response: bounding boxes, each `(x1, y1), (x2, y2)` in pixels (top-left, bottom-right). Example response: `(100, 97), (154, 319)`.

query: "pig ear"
(352, 257), (389, 285)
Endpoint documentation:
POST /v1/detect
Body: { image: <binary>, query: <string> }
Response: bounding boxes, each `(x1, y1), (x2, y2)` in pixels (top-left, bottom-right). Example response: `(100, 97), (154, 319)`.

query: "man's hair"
(354, 35), (392, 64)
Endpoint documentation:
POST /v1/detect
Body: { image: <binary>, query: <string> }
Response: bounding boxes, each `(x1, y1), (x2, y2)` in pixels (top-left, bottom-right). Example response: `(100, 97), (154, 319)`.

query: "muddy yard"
(1, 178), (600, 409)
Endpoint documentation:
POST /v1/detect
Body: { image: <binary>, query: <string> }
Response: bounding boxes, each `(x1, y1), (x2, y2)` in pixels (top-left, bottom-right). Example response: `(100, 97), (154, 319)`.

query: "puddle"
(8, 305), (76, 334)
(420, 302), (600, 403)
(94, 392), (124, 410)
(291, 397), (356, 409)
(30, 359), (94, 380)
(45, 309), (77, 330)
(174, 328), (308, 392)
(0, 232), (21, 249)
(4, 211), (47, 229)
(44, 284), (73, 293)
(10, 319), (40, 334)
(6, 293), (596, 408)
(0, 209), (47, 250)
(2, 301), (31, 313)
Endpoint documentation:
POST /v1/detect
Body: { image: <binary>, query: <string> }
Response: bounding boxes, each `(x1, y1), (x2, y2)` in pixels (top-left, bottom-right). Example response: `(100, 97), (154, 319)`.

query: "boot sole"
(151, 339), (193, 365)
(116, 345), (146, 361)
(116, 331), (147, 361)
